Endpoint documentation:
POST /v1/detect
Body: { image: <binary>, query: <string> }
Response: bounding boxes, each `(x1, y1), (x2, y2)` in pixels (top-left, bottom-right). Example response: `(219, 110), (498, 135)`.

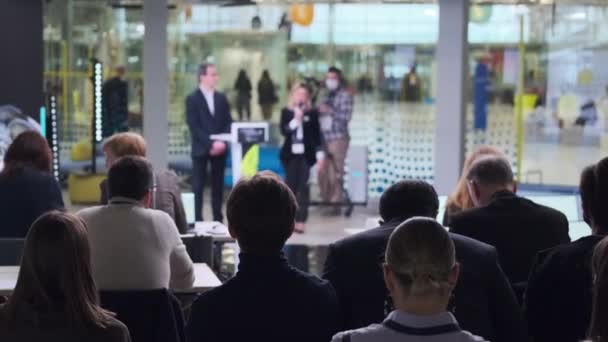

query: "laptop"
(181, 192), (196, 227)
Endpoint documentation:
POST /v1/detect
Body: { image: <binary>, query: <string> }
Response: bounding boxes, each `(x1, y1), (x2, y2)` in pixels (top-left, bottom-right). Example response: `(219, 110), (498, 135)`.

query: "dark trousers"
(192, 154), (226, 222)
(284, 155), (310, 223)
(236, 95), (251, 121)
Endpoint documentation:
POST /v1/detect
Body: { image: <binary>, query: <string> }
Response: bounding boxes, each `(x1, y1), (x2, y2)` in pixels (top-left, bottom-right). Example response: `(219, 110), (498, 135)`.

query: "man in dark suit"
(449, 156), (570, 296)
(323, 180), (528, 342)
(187, 172), (340, 342)
(525, 159), (608, 342)
(186, 63), (233, 222)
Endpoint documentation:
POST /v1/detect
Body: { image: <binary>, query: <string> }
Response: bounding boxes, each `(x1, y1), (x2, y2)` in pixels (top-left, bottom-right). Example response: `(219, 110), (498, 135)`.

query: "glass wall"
(167, 3), (440, 199)
(44, 1), (608, 205)
(466, 3), (608, 187)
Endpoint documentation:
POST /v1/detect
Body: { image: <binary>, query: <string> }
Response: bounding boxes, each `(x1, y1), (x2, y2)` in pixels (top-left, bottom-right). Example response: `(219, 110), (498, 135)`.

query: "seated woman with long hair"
(0, 211), (131, 342)
(0, 131), (64, 237)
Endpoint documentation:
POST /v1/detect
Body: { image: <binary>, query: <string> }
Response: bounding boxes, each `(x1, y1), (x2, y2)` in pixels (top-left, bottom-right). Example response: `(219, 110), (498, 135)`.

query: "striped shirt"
(332, 310), (487, 342)
(320, 88), (353, 142)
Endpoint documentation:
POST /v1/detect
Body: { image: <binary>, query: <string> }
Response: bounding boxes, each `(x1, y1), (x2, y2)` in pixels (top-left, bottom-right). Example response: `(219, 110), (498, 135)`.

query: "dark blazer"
(100, 289), (184, 342)
(187, 253), (341, 342)
(279, 107), (323, 167)
(323, 218), (528, 342)
(449, 190), (570, 286)
(185, 89), (232, 158)
(525, 234), (605, 342)
(0, 167), (64, 238)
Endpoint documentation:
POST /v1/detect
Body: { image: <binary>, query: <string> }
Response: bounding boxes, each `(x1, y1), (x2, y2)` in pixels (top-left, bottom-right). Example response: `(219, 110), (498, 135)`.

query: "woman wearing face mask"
(279, 83), (324, 234)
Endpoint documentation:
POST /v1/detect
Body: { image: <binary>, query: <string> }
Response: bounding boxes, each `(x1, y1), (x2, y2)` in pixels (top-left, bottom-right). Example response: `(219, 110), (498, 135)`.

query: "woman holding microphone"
(280, 83), (324, 234)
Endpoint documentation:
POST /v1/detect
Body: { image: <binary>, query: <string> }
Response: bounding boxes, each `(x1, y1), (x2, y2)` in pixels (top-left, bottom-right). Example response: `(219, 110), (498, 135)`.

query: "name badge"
(304, 115), (310, 122)
(320, 116), (333, 131)
(292, 143), (305, 154)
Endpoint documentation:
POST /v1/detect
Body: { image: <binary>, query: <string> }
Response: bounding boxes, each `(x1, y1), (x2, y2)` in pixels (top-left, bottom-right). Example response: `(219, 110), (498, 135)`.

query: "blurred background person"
(258, 70), (278, 121)
(0, 211), (131, 342)
(102, 66), (129, 138)
(234, 69), (252, 121)
(280, 83), (323, 234)
(0, 131), (64, 238)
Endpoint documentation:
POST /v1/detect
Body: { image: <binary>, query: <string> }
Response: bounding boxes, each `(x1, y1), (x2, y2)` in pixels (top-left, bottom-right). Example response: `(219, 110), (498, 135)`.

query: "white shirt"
(332, 310), (487, 342)
(200, 86), (215, 115)
(78, 197), (195, 290)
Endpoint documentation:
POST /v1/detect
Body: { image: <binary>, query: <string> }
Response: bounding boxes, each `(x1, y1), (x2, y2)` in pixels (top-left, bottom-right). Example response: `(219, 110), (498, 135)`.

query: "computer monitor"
(181, 192), (196, 226)
(525, 195), (581, 222)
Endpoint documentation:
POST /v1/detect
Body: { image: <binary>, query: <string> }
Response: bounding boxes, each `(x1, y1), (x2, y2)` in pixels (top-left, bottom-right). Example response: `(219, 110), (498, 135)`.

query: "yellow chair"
(67, 172), (106, 204)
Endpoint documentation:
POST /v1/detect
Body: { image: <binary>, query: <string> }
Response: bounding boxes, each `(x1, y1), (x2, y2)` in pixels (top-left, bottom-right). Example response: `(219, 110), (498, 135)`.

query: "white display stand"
(210, 122), (269, 273)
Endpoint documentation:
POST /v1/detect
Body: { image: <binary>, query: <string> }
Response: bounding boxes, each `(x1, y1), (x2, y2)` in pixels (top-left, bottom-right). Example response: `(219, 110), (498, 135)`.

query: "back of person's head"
(3, 211), (113, 329)
(580, 157), (608, 234)
(108, 155), (153, 201)
(379, 180), (439, 223)
(466, 155), (514, 186)
(588, 236), (608, 342)
(385, 217), (457, 298)
(227, 171), (296, 254)
(447, 145), (504, 212)
(466, 155), (514, 206)
(103, 132), (147, 159)
(2, 131), (52, 176)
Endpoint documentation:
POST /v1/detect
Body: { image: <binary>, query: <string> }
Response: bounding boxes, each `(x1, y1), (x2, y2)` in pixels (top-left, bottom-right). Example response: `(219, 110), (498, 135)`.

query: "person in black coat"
(449, 155), (570, 298)
(234, 69), (252, 121)
(186, 63), (233, 222)
(101, 66), (129, 138)
(280, 82), (323, 233)
(187, 172), (340, 342)
(0, 131), (64, 238)
(323, 180), (528, 342)
(257, 70), (278, 120)
(525, 157), (608, 342)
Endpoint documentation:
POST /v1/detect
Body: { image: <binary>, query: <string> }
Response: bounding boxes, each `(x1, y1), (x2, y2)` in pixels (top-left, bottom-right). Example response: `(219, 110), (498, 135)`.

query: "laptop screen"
(181, 192), (196, 225)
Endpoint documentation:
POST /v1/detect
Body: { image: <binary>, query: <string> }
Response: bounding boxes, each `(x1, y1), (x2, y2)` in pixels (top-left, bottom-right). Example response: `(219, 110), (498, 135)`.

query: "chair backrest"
(0, 238), (25, 266)
(181, 234), (213, 266)
(99, 289), (185, 342)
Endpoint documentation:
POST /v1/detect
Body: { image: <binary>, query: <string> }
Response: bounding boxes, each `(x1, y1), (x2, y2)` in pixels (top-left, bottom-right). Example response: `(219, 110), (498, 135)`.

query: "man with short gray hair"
(449, 155), (569, 300)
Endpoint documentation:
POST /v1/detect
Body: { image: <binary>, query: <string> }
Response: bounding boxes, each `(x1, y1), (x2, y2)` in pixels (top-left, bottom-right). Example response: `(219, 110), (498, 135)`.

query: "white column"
(143, 0), (169, 170)
(434, 0), (469, 195)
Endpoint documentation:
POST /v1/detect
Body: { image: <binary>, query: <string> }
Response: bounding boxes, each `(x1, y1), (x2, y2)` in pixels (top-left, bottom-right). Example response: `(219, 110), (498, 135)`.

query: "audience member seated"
(332, 217), (487, 342)
(79, 156), (194, 290)
(100, 132), (188, 233)
(443, 145), (504, 225)
(449, 156), (569, 296)
(187, 172), (340, 342)
(0, 131), (64, 238)
(526, 158), (608, 342)
(0, 211), (131, 342)
(587, 236), (608, 342)
(323, 180), (527, 342)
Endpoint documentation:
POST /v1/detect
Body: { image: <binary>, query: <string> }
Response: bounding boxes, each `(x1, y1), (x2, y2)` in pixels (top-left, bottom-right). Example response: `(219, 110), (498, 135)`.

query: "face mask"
(326, 79), (339, 91)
